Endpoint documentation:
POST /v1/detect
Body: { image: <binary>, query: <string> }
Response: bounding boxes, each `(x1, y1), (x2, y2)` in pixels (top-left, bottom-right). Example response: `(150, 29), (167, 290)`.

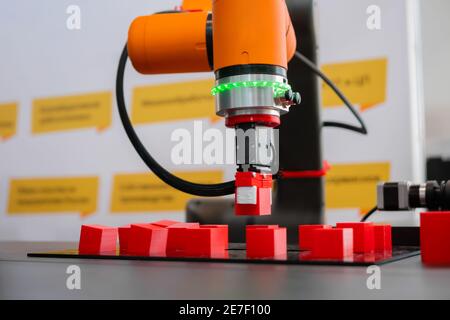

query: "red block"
(246, 225), (287, 258)
(78, 225), (118, 255)
(151, 220), (181, 228)
(127, 224), (168, 256)
(247, 225), (279, 229)
(336, 222), (375, 253)
(201, 225), (229, 250)
(421, 212), (450, 265)
(118, 225), (131, 254)
(310, 228), (353, 259)
(235, 171), (272, 216)
(298, 224), (332, 251)
(166, 222), (200, 256)
(373, 225), (392, 252)
(170, 222), (200, 228)
(184, 225), (229, 257)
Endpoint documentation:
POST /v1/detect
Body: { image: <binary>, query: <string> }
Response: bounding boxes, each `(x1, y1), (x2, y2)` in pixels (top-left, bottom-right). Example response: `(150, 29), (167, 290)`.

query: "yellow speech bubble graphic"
(0, 103), (18, 140)
(325, 162), (390, 214)
(8, 177), (99, 217)
(131, 79), (221, 125)
(111, 170), (223, 213)
(322, 58), (388, 111)
(32, 92), (112, 134)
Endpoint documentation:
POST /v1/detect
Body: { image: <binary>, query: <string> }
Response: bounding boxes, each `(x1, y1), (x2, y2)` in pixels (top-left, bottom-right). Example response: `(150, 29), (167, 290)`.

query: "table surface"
(1, 241), (450, 299)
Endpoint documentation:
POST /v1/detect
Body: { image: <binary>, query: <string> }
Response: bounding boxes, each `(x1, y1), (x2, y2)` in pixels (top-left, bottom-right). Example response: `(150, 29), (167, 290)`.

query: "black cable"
(116, 45), (235, 197)
(360, 206), (378, 222)
(294, 51), (368, 135)
(116, 46), (365, 197)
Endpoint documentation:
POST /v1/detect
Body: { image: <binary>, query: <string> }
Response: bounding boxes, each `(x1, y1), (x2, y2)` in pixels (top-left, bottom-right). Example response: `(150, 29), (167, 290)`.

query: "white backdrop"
(0, 0), (424, 240)
(318, 0), (424, 224)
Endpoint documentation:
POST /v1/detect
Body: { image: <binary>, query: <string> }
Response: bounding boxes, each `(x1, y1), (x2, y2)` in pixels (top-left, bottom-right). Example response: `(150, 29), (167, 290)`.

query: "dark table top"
(1, 241), (450, 299)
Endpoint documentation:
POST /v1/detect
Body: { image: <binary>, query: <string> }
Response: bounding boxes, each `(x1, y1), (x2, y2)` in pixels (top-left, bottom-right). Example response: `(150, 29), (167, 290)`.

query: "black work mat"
(28, 244), (420, 266)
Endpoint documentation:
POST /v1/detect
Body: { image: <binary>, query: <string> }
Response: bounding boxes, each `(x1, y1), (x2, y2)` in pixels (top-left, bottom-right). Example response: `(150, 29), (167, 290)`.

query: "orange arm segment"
(212, 0), (296, 71)
(182, 0), (212, 11)
(128, 11), (211, 74)
(128, 1), (296, 75)
(285, 3), (297, 62)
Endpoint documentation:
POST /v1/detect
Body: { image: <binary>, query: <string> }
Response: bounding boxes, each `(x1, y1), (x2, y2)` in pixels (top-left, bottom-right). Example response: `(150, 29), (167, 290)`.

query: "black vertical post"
(257, 0), (324, 243)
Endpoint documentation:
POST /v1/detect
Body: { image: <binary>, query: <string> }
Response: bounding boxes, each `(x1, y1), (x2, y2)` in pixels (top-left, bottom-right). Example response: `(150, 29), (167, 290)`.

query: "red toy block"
(310, 228), (353, 259)
(235, 171), (272, 216)
(184, 225), (229, 257)
(127, 224), (168, 256)
(151, 220), (181, 228)
(201, 225), (229, 250)
(166, 222), (200, 256)
(298, 225), (332, 251)
(78, 225), (118, 255)
(373, 225), (392, 252)
(421, 212), (450, 265)
(246, 225), (287, 258)
(118, 225), (131, 254)
(170, 222), (200, 228)
(247, 225), (279, 229)
(336, 222), (375, 253)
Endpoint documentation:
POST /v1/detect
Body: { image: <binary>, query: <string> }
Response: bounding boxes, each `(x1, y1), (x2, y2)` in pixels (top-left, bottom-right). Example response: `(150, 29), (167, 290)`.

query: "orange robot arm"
(212, 0), (296, 71)
(127, 0), (296, 74)
(126, 1), (300, 217)
(128, 11), (212, 74)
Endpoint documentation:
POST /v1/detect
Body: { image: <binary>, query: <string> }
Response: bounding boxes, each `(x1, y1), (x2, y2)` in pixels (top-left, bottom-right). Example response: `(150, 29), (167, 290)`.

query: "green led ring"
(211, 81), (291, 97)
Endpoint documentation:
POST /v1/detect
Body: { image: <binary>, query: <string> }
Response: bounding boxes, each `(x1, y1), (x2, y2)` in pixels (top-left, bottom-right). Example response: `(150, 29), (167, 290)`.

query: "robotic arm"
(119, 0), (300, 216)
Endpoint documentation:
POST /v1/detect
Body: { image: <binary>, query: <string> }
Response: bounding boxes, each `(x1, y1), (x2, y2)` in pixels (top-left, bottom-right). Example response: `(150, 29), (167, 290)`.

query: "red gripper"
(235, 171), (272, 216)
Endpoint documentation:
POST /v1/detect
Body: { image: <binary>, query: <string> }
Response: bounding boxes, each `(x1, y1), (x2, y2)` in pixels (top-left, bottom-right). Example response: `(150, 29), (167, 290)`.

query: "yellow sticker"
(325, 162), (390, 214)
(322, 58), (387, 111)
(131, 79), (221, 125)
(32, 92), (112, 134)
(8, 177), (99, 217)
(0, 103), (18, 140)
(111, 170), (223, 213)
